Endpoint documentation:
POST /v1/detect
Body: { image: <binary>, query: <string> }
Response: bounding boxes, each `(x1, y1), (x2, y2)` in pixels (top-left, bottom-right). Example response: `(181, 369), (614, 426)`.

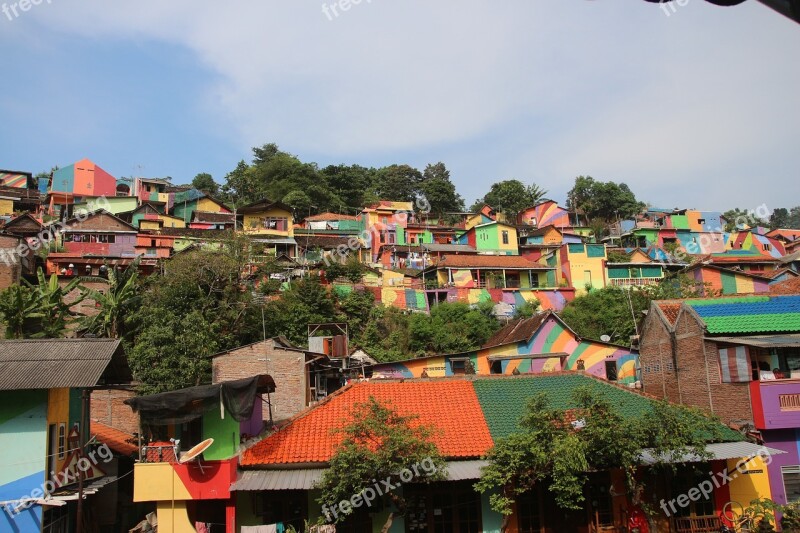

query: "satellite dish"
(600, 335), (611, 342)
(179, 438), (214, 464)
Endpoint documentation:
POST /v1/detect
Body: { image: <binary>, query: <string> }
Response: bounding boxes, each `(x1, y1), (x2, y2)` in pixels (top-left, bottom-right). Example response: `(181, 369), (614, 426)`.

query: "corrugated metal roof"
(233, 469), (325, 491)
(233, 460), (489, 491)
(639, 442), (785, 465)
(0, 339), (128, 390)
(707, 334), (800, 348)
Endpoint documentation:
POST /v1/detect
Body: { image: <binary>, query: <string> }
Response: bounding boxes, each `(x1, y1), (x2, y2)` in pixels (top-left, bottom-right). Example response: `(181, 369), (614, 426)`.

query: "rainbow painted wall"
(691, 266), (771, 295)
(335, 285), (575, 313)
(371, 314), (639, 385)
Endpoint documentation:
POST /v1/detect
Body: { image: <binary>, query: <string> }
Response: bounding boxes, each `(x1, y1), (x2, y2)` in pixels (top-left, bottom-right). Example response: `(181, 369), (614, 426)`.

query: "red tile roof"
(436, 254), (549, 269)
(91, 421), (138, 456)
(240, 380), (494, 466)
(304, 212), (359, 222)
(771, 277), (800, 296)
(657, 302), (682, 325)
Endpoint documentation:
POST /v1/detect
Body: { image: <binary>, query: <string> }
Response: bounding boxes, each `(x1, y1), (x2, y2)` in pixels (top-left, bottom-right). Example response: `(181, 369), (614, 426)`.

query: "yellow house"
(553, 242), (608, 295)
(238, 199), (294, 237)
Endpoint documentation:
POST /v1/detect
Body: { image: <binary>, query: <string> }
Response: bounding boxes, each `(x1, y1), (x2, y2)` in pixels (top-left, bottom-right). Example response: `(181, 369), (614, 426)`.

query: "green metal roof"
(471, 374), (740, 442)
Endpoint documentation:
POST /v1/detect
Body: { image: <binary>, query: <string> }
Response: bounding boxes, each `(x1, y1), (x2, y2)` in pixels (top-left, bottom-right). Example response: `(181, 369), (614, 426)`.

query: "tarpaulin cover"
(125, 376), (270, 425)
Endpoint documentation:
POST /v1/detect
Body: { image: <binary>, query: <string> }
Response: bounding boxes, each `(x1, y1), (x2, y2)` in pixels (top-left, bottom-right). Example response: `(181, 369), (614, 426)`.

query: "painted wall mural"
(371, 314), (638, 385)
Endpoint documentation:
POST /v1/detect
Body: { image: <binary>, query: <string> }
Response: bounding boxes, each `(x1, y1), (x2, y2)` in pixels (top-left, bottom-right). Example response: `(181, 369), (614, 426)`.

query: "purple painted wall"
(752, 380), (800, 430)
(763, 428), (800, 505)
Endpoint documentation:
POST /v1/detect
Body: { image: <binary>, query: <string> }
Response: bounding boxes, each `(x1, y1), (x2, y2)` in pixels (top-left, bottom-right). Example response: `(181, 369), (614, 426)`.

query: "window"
(698, 218), (706, 225)
(253, 490), (307, 531)
(262, 217), (288, 231)
(450, 358), (474, 375)
(783, 466), (800, 502)
(517, 489), (543, 533)
(764, 244), (772, 251)
(57, 423), (66, 459)
(502, 230), (509, 245)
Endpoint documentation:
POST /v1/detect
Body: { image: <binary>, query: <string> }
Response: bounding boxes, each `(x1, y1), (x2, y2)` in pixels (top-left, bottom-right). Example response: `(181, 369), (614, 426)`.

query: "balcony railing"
(609, 277), (662, 287)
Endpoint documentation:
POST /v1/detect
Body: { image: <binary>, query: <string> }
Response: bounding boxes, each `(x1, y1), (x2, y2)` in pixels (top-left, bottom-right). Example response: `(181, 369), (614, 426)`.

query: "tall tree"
(317, 397), (446, 531)
(418, 162), (465, 215)
(375, 164), (423, 203)
(472, 180), (547, 219)
(566, 175), (644, 222)
(723, 207), (768, 232)
(191, 172), (219, 195)
(476, 388), (723, 520)
(320, 164), (381, 213)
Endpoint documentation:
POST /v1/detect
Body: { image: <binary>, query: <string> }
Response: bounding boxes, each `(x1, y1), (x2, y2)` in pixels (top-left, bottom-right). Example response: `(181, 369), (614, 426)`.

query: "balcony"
(750, 378), (800, 430)
(609, 277), (662, 287)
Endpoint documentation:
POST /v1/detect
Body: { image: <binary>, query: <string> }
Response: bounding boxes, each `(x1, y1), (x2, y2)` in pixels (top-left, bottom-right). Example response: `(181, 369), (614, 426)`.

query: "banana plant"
(23, 268), (85, 338)
(79, 258), (141, 338)
(0, 285), (44, 338)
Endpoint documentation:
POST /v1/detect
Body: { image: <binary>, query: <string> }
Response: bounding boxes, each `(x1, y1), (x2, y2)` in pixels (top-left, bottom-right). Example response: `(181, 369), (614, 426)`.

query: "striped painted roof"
(687, 295), (800, 334)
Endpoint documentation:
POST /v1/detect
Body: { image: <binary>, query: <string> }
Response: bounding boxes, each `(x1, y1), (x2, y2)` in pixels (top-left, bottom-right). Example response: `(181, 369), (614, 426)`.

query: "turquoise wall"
(0, 390), (48, 533)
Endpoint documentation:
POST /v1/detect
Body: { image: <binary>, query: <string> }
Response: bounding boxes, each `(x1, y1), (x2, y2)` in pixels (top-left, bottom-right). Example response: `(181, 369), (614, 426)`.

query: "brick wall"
(212, 339), (311, 423)
(0, 235), (22, 290)
(90, 388), (139, 435)
(640, 303), (753, 425)
(639, 307), (680, 403)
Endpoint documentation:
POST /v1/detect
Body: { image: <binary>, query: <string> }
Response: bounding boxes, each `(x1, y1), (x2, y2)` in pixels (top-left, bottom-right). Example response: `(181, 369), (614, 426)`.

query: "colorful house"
(0, 339), (131, 533)
(456, 221), (519, 255)
(0, 169), (34, 189)
(47, 159), (118, 215)
(516, 199), (590, 233)
(641, 295), (800, 506)
(172, 189), (232, 224)
(60, 210), (138, 258)
(236, 374), (766, 533)
(606, 250), (667, 288)
(74, 195), (139, 216)
(552, 242), (608, 294)
(301, 212), (361, 232)
(426, 254), (554, 290)
(126, 375), (275, 533)
(683, 262), (773, 295)
(129, 203), (186, 230)
(360, 201), (414, 260)
(370, 310), (639, 385)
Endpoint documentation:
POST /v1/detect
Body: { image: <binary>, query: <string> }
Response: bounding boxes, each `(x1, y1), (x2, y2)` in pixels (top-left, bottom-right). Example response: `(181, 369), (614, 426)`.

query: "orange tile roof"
(771, 277), (800, 296)
(304, 212), (359, 222)
(91, 421), (138, 456)
(657, 302), (682, 325)
(240, 381), (493, 466)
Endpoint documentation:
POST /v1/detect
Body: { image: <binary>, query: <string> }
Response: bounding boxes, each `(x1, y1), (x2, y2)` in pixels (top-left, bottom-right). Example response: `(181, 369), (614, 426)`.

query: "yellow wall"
(382, 269), (405, 287)
(196, 197), (228, 214)
(47, 388), (71, 474)
(496, 225), (519, 254)
(140, 220), (161, 231)
(159, 215), (186, 228)
(155, 501), (195, 533)
(242, 207), (294, 236)
(726, 456), (773, 510)
(0, 199), (14, 216)
(133, 463), (193, 502)
(566, 247), (606, 296)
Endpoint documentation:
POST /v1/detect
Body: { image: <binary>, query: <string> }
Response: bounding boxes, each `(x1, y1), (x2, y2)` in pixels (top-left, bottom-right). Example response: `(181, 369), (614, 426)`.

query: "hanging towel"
(241, 526), (277, 533)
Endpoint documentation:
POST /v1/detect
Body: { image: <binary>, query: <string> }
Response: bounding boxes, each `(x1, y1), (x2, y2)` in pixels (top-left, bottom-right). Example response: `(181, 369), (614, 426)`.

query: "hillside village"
(1, 158), (800, 533)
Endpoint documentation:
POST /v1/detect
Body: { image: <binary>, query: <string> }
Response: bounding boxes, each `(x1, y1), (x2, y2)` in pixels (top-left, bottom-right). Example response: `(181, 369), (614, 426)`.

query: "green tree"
(80, 259), (141, 338)
(419, 162), (465, 215)
(26, 268), (83, 338)
(559, 275), (719, 346)
(475, 388), (722, 518)
(0, 285), (42, 338)
(513, 298), (541, 319)
(770, 207), (791, 230)
(566, 176), (645, 224)
(320, 164), (381, 213)
(375, 164), (423, 203)
(723, 207), (768, 232)
(317, 397), (446, 530)
(191, 172), (219, 195)
(471, 180), (547, 220)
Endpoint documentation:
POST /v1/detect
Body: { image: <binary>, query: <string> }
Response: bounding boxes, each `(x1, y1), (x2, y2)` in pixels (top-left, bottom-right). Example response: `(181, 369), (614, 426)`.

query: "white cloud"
(14, 0), (800, 209)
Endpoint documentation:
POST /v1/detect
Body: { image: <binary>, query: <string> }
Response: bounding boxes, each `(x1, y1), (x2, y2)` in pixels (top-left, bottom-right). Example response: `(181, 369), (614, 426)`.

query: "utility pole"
(76, 388), (89, 533)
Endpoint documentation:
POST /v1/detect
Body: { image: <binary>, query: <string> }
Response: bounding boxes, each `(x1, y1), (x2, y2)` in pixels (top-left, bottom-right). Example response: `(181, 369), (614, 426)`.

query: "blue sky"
(1, 1), (798, 211)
